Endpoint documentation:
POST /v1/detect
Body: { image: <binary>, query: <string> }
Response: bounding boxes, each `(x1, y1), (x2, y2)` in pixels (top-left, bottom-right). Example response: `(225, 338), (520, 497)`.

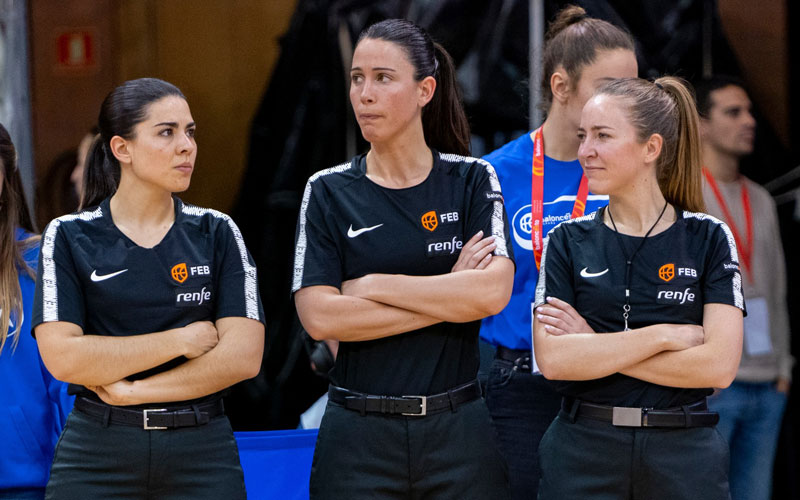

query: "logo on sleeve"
(485, 191), (504, 203)
(421, 211), (439, 232)
(175, 286), (212, 307)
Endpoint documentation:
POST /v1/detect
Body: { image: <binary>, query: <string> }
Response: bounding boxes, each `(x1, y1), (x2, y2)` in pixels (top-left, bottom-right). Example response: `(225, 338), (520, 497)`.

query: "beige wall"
(30, 0), (297, 216)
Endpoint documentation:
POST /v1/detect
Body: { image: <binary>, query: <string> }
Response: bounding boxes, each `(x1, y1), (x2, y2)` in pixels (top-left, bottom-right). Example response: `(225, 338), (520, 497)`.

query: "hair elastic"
(655, 82), (664, 90)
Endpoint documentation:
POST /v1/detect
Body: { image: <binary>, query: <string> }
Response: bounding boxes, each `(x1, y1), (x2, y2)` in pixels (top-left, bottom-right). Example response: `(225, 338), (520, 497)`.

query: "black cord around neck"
(606, 201), (669, 330)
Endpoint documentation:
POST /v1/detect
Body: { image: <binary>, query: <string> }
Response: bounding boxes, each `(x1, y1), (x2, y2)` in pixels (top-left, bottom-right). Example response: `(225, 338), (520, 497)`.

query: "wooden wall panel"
(718, 0), (789, 148)
(115, 0), (298, 212)
(29, 0), (116, 217)
(30, 0), (297, 218)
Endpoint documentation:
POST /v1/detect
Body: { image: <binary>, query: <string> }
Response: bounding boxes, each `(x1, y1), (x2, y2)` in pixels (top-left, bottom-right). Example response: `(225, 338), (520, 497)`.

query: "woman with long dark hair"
(32, 78), (265, 499)
(293, 19), (514, 499)
(533, 77), (743, 499)
(0, 124), (71, 500)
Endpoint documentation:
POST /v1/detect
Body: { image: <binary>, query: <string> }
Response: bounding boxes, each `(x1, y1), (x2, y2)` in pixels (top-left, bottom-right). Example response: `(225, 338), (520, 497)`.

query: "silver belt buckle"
(401, 396), (427, 416)
(612, 406), (642, 427)
(143, 408), (168, 430)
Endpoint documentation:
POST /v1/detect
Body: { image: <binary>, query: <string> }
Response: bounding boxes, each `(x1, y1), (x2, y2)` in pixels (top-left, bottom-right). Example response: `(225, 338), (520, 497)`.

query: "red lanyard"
(531, 126), (589, 270)
(702, 167), (753, 282)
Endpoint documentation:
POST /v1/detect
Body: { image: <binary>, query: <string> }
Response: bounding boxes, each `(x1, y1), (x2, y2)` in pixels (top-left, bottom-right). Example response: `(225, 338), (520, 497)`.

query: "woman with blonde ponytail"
(479, 5), (638, 498)
(0, 123), (71, 499)
(532, 77), (743, 499)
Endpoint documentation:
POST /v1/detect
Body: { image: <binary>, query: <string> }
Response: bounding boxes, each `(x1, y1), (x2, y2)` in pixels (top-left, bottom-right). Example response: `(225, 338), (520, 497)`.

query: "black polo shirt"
(32, 196), (265, 405)
(292, 151), (514, 396)
(534, 207), (745, 408)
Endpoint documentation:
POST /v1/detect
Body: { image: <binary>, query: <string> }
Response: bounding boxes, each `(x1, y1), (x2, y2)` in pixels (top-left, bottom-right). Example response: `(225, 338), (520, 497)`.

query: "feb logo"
(658, 263), (675, 282)
(171, 263), (188, 283)
(421, 210), (438, 232)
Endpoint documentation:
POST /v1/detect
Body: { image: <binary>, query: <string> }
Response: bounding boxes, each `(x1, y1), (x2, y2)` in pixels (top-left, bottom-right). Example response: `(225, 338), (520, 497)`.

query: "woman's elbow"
(473, 275), (513, 319)
(709, 363), (739, 389)
(301, 316), (334, 341)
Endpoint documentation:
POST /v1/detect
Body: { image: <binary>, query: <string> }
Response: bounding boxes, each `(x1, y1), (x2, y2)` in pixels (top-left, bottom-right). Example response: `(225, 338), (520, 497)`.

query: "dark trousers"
(46, 409), (246, 500)
(309, 398), (510, 500)
(485, 357), (562, 500)
(538, 410), (731, 500)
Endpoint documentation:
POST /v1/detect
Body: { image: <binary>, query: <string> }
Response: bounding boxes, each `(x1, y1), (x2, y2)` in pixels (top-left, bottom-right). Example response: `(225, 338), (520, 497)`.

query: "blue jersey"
(1, 230), (73, 490)
(479, 132), (608, 352)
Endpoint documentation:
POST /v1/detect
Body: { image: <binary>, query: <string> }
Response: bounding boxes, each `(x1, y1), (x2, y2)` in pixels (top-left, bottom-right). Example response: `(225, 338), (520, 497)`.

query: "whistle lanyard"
(702, 168), (753, 283)
(530, 126), (589, 270)
(607, 202), (669, 331)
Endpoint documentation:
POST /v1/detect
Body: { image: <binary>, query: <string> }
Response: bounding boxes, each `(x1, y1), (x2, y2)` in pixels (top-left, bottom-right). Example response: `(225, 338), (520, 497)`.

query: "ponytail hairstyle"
(357, 19), (470, 156)
(0, 123), (39, 353)
(595, 77), (705, 212)
(541, 5), (635, 114)
(81, 78), (186, 209)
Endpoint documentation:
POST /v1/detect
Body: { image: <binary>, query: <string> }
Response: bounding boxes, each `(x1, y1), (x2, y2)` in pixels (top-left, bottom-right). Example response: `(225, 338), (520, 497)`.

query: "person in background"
(0, 123), (72, 500)
(33, 78), (265, 499)
(479, 6), (637, 498)
(697, 75), (793, 500)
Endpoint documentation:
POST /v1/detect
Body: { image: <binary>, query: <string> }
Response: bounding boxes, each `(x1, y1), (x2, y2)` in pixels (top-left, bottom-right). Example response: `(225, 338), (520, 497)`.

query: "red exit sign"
(56, 30), (96, 69)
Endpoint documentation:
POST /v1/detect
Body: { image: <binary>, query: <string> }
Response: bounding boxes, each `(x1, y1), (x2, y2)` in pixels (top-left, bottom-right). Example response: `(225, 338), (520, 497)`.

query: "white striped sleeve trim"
(292, 162), (353, 293)
(682, 211), (745, 310)
(41, 207), (104, 322)
(181, 205), (261, 321)
(438, 153), (509, 258)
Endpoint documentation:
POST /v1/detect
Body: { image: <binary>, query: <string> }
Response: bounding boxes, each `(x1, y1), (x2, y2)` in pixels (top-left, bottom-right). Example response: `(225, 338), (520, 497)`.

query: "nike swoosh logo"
(90, 269), (129, 282)
(580, 267), (608, 278)
(347, 223), (384, 238)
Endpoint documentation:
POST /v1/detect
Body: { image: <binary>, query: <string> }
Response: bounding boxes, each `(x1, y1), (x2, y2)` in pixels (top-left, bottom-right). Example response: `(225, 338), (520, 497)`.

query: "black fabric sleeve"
(465, 159), (514, 262)
(214, 216), (265, 323)
(533, 225), (574, 309)
(292, 179), (343, 292)
(702, 222), (746, 312)
(32, 221), (86, 333)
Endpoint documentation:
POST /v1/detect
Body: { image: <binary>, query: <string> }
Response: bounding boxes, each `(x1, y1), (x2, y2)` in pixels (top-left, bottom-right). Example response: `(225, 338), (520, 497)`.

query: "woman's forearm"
(533, 321), (681, 381)
(296, 286), (441, 342)
(119, 318), (265, 403)
(35, 321), (216, 386)
(620, 304), (743, 388)
(345, 257), (514, 323)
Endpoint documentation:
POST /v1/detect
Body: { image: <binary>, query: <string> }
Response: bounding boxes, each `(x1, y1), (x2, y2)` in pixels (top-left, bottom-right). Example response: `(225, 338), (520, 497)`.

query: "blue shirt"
(0, 229), (73, 490)
(479, 132), (608, 351)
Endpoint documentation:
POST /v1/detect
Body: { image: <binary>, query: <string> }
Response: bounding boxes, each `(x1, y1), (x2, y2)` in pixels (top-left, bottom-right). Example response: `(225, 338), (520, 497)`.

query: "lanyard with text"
(702, 167), (753, 282)
(531, 126), (589, 270)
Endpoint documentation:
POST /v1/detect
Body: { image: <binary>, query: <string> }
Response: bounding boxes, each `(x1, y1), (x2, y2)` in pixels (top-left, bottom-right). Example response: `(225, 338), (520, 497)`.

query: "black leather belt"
(496, 346), (532, 373)
(564, 398), (719, 428)
(74, 396), (224, 430)
(328, 380), (482, 417)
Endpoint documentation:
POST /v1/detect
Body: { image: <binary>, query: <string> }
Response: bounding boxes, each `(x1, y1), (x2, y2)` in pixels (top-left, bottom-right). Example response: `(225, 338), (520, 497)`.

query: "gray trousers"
(46, 408), (246, 500)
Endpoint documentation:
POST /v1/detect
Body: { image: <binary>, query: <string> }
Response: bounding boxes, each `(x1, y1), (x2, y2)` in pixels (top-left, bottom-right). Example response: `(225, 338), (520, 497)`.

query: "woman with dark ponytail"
(32, 78), (265, 499)
(293, 18), (514, 499)
(532, 77), (743, 499)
